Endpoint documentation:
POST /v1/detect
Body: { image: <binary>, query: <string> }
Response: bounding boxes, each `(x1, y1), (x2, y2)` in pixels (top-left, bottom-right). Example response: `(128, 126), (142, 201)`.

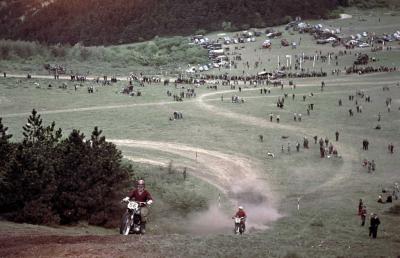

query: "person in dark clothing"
(335, 131), (339, 141)
(369, 213), (380, 238)
(358, 199), (363, 215)
(360, 205), (367, 226)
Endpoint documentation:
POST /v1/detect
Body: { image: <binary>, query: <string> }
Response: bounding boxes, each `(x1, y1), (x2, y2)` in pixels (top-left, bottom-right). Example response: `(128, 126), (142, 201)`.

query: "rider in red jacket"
(232, 206), (247, 231)
(124, 179), (153, 233)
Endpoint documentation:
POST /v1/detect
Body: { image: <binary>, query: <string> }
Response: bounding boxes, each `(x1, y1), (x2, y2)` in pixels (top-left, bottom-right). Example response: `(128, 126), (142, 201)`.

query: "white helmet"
(238, 206), (243, 210)
(137, 179), (145, 186)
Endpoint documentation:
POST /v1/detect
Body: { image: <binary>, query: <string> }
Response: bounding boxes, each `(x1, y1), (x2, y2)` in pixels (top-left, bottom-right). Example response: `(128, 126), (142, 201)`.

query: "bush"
(162, 185), (207, 212)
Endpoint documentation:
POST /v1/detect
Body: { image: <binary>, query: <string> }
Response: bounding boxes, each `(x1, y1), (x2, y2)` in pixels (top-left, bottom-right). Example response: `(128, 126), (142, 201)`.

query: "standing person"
(324, 137), (329, 147)
(389, 143), (394, 154)
(183, 167), (187, 180)
(314, 135), (318, 144)
(358, 199), (364, 215)
(123, 179), (154, 233)
(335, 131), (339, 141)
(319, 138), (324, 148)
(394, 183), (399, 200)
(369, 213), (381, 239)
(371, 160), (376, 171)
(303, 137), (309, 149)
(360, 205), (367, 226)
(296, 141), (300, 152)
(269, 113), (274, 122)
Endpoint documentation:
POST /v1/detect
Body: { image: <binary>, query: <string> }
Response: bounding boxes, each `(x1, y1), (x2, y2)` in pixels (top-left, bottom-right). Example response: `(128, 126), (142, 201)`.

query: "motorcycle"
(233, 217), (245, 235)
(120, 200), (147, 235)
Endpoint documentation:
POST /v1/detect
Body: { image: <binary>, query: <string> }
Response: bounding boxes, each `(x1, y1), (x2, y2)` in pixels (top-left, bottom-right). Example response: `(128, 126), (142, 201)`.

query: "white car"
(358, 42), (370, 48)
(185, 67), (196, 73)
(326, 37), (337, 42)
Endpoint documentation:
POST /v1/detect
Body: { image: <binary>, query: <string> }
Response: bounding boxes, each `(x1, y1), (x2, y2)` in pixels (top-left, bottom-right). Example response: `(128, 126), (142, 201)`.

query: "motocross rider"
(232, 206), (247, 231)
(123, 179), (153, 233)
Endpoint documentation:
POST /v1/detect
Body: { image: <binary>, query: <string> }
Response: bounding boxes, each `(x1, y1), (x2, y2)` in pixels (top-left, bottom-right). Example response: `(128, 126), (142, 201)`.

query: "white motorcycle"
(233, 217), (246, 235)
(120, 200), (147, 235)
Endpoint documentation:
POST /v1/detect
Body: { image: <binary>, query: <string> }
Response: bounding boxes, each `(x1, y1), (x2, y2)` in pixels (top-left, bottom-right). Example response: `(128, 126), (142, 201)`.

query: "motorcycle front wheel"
(234, 225), (239, 235)
(120, 212), (132, 235)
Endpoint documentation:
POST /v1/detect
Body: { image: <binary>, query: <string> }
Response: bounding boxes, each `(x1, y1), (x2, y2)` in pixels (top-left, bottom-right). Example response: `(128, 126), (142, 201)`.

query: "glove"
(122, 197), (130, 202)
(147, 200), (153, 205)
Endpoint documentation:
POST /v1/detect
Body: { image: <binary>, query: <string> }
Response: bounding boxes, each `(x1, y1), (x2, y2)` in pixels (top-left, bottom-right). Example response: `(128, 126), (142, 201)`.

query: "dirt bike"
(233, 217), (245, 235)
(120, 200), (147, 235)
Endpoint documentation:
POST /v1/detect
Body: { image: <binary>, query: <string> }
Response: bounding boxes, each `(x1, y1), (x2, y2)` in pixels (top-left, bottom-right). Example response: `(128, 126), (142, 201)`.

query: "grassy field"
(1, 7), (400, 258)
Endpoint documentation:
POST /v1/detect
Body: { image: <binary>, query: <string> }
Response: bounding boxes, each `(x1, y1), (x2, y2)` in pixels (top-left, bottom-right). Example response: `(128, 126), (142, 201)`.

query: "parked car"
(358, 42), (370, 48)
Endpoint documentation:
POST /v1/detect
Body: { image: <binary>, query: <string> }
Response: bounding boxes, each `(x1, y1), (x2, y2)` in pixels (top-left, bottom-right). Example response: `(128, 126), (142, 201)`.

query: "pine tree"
(1, 111), (132, 226)
(22, 109), (43, 145)
(22, 109), (62, 146)
(0, 118), (14, 212)
(0, 117), (13, 167)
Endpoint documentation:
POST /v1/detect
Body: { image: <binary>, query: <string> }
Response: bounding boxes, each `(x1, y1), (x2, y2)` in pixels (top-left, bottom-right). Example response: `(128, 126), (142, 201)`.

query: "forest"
(0, 0), (338, 45)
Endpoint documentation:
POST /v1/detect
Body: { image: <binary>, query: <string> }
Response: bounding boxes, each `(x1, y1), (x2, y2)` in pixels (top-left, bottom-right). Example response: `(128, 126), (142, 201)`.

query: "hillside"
(0, 0), (338, 46)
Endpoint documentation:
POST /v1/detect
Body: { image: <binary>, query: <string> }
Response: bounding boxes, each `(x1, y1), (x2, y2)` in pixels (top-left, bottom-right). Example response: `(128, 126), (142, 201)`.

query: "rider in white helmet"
(123, 179), (153, 233)
(232, 206), (247, 231)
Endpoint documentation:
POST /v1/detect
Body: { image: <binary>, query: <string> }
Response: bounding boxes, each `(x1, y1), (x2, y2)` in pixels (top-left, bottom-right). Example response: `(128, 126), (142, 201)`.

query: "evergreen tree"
(0, 118), (14, 211)
(0, 117), (13, 168)
(0, 111), (132, 226)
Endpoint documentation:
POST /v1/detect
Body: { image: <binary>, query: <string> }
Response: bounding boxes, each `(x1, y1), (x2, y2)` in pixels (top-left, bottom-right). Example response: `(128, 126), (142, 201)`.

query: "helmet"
(238, 206), (243, 210)
(137, 179), (145, 186)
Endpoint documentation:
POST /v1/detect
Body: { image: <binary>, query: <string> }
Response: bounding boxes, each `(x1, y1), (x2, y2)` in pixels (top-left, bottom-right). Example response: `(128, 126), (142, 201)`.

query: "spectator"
(369, 213), (381, 239)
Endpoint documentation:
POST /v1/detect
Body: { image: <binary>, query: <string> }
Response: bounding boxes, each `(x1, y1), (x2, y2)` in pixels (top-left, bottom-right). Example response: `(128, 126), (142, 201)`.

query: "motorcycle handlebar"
(121, 199), (148, 205)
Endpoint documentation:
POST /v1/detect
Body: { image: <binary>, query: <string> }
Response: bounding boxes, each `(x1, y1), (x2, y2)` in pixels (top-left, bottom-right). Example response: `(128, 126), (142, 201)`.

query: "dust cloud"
(184, 183), (282, 235)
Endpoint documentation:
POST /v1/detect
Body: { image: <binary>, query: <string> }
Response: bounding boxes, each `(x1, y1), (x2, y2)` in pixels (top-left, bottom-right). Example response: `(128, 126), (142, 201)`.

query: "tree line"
(0, 110), (132, 227)
(0, 0), (338, 46)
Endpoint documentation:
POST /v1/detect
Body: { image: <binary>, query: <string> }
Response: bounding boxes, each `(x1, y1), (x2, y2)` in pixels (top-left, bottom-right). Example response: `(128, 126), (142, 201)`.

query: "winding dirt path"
(112, 139), (281, 228)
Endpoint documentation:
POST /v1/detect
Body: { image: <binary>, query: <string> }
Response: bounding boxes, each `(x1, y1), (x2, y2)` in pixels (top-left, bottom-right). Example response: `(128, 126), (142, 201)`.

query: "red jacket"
(129, 189), (153, 204)
(235, 210), (247, 218)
